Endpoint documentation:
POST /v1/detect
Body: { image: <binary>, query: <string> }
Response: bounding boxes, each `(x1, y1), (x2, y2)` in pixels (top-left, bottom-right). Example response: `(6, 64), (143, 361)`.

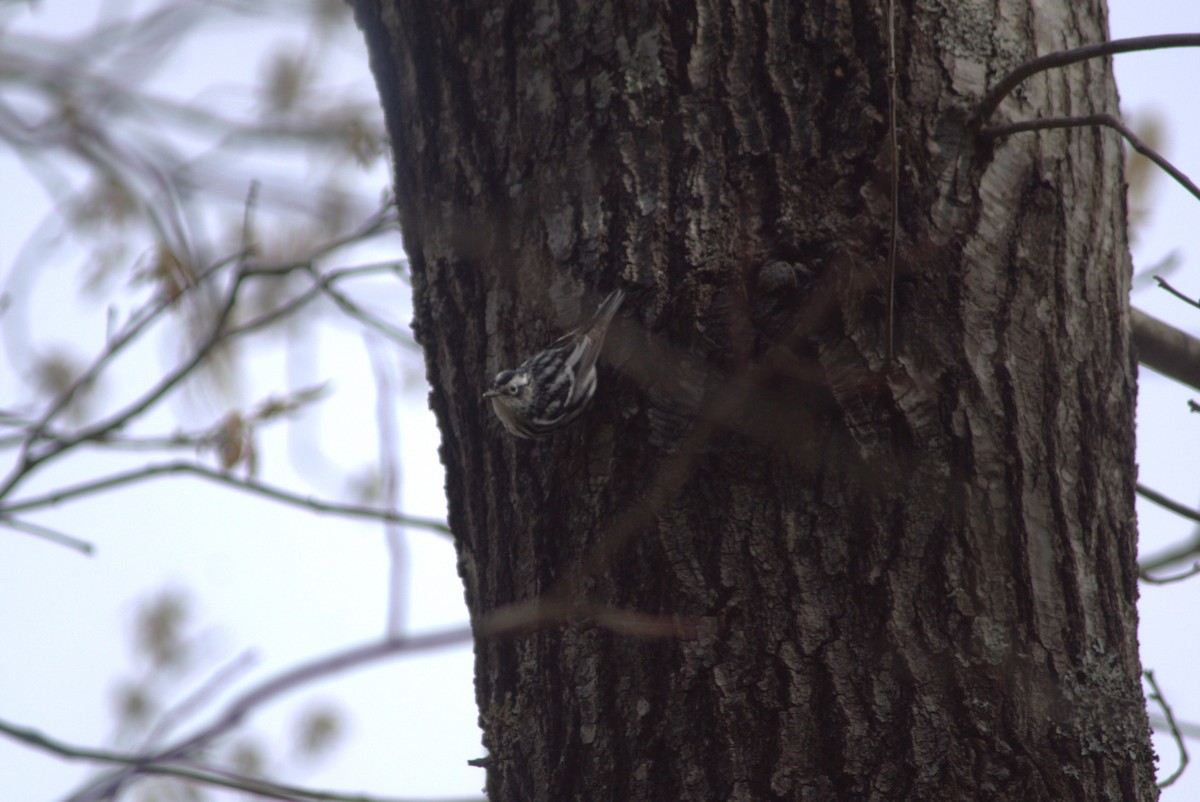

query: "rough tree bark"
(354, 1), (1157, 799)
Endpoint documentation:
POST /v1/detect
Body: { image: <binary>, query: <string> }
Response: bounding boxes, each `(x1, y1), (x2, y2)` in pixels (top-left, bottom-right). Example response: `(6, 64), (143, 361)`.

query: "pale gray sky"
(2, 1), (1199, 800)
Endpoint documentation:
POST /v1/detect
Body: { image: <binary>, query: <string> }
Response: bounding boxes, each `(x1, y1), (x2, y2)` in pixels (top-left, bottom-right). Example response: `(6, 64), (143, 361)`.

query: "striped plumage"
(484, 289), (625, 438)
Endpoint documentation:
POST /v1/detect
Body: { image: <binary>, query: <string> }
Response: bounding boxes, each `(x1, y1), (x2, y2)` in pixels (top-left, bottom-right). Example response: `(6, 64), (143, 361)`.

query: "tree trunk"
(353, 1), (1157, 799)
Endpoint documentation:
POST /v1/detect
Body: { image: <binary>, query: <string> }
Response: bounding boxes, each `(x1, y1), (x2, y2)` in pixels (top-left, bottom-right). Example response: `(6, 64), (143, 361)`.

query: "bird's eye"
(507, 384), (519, 395)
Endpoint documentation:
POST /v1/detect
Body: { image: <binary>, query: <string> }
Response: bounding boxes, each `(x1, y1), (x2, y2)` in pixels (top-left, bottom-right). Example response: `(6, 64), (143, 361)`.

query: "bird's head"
(483, 369), (532, 409)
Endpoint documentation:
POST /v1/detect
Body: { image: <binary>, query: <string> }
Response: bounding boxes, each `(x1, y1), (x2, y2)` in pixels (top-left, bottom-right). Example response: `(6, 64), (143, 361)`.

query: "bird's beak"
(482, 389), (498, 399)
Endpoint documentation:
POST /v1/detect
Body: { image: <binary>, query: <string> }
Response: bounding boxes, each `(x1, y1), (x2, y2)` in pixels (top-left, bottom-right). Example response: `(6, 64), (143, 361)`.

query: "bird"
(483, 288), (626, 438)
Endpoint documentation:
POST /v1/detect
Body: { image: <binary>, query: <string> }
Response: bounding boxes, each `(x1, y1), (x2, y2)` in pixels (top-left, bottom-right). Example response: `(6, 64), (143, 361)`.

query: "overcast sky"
(2, 1), (1200, 800)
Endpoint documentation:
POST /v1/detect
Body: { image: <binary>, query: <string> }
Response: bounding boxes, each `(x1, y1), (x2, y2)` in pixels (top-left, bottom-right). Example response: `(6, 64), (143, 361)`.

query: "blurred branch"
(0, 202), (403, 504)
(0, 460), (451, 537)
(232, 260), (410, 343)
(1132, 308), (1200, 391)
(1141, 562), (1200, 585)
(1145, 670), (1189, 789)
(0, 256), (250, 501)
(368, 336), (407, 637)
(139, 650), (258, 751)
(48, 600), (704, 801)
(0, 596), (703, 801)
(1132, 252), (1181, 293)
(0, 716), (482, 802)
(1137, 483), (1200, 571)
(0, 515), (93, 555)
(311, 262), (416, 346)
(1151, 714), (1200, 742)
(62, 629), (475, 802)
(10, 250), (241, 459)
(1155, 276), (1200, 311)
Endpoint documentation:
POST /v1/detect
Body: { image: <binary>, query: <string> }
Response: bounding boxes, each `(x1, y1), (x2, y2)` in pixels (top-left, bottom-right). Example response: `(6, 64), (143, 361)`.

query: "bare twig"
(976, 34), (1200, 127)
(10, 251), (241, 465)
(1, 593), (700, 802)
(1137, 483), (1200, 525)
(228, 262), (407, 342)
(139, 650), (258, 750)
(0, 460), (451, 537)
(1133, 251), (1182, 293)
(1145, 669), (1189, 788)
(0, 516), (93, 555)
(0, 259), (250, 502)
(1155, 276), (1200, 311)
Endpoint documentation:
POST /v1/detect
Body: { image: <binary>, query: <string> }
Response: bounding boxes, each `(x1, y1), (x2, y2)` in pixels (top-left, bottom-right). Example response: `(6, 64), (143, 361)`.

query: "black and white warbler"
(484, 288), (626, 438)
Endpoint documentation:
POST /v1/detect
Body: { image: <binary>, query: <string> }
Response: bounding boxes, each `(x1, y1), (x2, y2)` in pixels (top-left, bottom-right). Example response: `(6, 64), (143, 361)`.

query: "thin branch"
(0, 460), (451, 537)
(983, 114), (1200, 205)
(310, 264), (416, 347)
(0, 516), (94, 555)
(976, 34), (1200, 126)
(1137, 484), (1200, 572)
(1155, 276), (1200, 311)
(227, 262), (406, 342)
(0, 259), (249, 502)
(1136, 483), (1200, 525)
(11, 251), (240, 465)
(139, 650), (258, 751)
(1145, 670), (1189, 789)
(7, 597), (696, 802)
(183, 634), (469, 750)
(0, 717), (155, 767)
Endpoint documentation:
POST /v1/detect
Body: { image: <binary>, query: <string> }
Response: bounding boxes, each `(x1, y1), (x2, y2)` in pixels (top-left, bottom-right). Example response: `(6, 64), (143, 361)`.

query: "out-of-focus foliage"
(1126, 110), (1185, 291)
(0, 2), (397, 799)
(109, 589), (346, 802)
(0, 0), (390, 415)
